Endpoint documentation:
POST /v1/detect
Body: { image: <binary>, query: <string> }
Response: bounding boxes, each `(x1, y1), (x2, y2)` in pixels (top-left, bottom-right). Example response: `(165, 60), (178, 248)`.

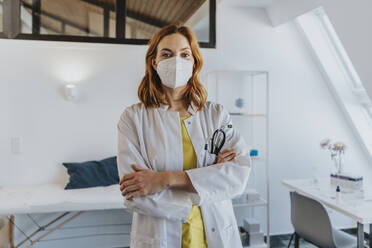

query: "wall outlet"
(11, 137), (22, 154)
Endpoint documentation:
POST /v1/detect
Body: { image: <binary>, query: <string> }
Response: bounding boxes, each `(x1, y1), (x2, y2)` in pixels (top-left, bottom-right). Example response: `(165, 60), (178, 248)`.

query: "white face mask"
(156, 56), (193, 88)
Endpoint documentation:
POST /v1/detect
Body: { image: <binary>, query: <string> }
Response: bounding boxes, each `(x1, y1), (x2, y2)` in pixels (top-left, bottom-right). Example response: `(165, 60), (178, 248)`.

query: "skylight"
(295, 7), (372, 162)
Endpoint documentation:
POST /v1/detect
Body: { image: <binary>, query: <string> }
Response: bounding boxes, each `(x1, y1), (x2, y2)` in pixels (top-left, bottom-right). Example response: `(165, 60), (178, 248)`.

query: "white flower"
(333, 142), (346, 151)
(320, 138), (331, 149)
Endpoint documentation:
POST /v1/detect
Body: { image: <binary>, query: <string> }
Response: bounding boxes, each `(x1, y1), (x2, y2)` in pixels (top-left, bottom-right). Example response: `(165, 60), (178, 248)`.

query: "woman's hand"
(214, 149), (237, 164)
(120, 164), (169, 200)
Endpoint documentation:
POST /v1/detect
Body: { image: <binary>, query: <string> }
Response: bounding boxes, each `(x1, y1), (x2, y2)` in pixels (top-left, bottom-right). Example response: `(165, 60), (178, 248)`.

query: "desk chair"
(289, 191), (358, 248)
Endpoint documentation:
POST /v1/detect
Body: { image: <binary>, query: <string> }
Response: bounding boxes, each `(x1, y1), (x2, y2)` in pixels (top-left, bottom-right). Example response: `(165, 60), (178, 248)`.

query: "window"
(20, 0), (116, 37)
(295, 7), (372, 159)
(1, 0), (216, 48)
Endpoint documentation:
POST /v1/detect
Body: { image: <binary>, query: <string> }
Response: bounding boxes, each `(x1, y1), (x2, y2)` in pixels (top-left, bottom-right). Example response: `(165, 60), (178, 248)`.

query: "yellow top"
(180, 115), (208, 248)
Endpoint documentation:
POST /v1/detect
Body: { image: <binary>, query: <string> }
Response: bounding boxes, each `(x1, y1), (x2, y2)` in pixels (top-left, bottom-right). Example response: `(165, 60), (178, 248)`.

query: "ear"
(151, 58), (157, 71)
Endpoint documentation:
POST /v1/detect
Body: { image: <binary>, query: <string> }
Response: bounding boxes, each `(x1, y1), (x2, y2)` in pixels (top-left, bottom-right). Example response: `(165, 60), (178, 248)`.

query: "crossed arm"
(117, 106), (251, 222)
(119, 149), (237, 200)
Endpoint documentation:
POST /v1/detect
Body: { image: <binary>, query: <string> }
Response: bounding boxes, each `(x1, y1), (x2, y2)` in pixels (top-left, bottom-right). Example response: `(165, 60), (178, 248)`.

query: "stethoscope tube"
(205, 124), (232, 156)
(213, 129), (226, 155)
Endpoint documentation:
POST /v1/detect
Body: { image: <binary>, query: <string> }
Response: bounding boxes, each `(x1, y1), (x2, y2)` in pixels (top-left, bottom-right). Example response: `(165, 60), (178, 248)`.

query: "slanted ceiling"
(266, 0), (372, 102)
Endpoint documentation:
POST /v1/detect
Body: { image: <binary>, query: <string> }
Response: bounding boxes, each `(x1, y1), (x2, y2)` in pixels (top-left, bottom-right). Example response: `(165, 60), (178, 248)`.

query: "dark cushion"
(63, 156), (119, 190)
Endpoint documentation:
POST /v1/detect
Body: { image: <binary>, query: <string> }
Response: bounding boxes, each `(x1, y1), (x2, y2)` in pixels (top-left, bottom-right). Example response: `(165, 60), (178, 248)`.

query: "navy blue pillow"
(63, 156), (119, 190)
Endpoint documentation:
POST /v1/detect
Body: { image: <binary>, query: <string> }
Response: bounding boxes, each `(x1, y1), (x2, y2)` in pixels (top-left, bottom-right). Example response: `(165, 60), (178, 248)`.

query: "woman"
(117, 24), (252, 248)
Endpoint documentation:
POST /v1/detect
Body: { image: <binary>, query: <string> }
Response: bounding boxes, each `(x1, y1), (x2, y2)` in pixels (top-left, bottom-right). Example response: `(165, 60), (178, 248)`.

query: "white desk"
(282, 178), (372, 248)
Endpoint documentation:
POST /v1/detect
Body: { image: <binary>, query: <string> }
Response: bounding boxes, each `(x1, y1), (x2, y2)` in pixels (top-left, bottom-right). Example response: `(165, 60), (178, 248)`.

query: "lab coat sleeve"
(117, 108), (197, 222)
(185, 103), (252, 206)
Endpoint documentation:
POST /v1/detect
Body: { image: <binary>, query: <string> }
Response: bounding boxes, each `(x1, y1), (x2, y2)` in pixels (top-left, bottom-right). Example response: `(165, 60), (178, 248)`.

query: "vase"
(334, 152), (344, 175)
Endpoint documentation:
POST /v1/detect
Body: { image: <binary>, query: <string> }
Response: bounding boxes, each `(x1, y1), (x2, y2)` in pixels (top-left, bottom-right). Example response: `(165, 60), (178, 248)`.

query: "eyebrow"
(160, 47), (191, 52)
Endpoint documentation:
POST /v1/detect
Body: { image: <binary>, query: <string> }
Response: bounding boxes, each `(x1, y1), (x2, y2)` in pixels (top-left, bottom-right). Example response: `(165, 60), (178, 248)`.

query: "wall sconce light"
(63, 84), (79, 101)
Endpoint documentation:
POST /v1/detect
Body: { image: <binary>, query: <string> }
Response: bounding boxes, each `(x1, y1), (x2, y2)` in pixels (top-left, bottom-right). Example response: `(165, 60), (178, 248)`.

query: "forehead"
(157, 33), (191, 52)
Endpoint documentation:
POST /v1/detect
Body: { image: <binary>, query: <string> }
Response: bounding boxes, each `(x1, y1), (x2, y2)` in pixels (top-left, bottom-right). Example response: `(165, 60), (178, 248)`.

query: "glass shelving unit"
(205, 70), (270, 248)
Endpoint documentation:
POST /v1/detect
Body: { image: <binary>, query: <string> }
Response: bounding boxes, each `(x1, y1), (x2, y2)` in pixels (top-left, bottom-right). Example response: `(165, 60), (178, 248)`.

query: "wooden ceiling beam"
(127, 10), (168, 28)
(80, 0), (169, 28)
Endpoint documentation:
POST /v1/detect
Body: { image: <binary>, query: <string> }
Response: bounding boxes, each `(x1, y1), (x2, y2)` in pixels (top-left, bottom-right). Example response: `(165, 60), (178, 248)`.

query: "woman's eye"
(182, 53), (191, 58)
(162, 54), (171, 58)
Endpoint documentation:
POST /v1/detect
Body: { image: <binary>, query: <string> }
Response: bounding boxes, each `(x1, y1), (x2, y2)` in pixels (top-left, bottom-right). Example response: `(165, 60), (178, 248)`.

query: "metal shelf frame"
(207, 70), (270, 248)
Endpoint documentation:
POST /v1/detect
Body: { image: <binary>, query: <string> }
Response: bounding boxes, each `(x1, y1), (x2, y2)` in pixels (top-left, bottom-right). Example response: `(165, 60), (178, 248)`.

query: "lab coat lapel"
(149, 104), (183, 172)
(185, 102), (208, 168)
(158, 101), (207, 169)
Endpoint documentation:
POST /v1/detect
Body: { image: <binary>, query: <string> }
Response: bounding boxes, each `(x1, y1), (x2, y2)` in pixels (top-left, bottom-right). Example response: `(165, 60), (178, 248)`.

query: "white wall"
(266, 0), (372, 103)
(213, 1), (372, 234)
(1, 0), (371, 246)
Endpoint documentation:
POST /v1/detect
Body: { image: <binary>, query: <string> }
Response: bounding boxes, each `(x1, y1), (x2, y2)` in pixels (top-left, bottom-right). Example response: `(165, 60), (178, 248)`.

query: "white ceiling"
(221, 0), (275, 8)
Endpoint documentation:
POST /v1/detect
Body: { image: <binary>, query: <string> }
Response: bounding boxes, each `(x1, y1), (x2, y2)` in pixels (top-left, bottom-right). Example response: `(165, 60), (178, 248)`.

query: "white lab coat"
(117, 100), (252, 248)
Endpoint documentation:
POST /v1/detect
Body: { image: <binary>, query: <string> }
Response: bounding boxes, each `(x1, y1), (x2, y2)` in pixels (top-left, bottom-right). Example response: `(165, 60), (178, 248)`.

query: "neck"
(162, 85), (188, 111)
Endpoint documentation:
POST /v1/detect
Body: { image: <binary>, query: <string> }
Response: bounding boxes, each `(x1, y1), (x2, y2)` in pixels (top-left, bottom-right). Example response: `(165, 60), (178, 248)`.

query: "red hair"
(137, 24), (207, 111)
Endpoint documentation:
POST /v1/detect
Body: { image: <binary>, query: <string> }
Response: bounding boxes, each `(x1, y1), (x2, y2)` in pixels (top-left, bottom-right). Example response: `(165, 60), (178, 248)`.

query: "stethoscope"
(204, 124), (233, 155)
